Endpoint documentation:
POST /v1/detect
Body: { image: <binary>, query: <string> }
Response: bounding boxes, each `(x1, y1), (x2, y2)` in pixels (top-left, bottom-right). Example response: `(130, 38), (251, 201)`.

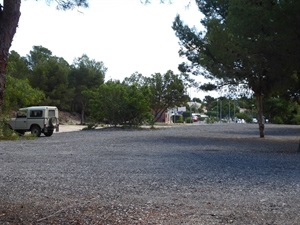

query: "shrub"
(206, 117), (216, 124)
(291, 115), (300, 125)
(185, 117), (193, 123)
(0, 119), (18, 140)
(273, 116), (284, 124)
(236, 112), (252, 123)
(171, 115), (184, 123)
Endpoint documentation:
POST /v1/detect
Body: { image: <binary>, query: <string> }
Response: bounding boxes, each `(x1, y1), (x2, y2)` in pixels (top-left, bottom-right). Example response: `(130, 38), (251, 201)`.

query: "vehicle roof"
(19, 106), (58, 111)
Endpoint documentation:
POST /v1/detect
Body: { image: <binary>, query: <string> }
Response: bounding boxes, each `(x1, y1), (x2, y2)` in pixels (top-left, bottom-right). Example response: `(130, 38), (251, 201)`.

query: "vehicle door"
(14, 110), (28, 130)
(28, 109), (44, 128)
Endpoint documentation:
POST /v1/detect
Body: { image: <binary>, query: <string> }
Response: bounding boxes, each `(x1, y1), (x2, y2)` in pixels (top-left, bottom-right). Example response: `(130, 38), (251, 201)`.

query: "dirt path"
(58, 125), (86, 133)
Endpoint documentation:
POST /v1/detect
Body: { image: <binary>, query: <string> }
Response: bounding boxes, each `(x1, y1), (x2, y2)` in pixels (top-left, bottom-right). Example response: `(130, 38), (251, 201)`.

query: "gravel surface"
(0, 123), (299, 225)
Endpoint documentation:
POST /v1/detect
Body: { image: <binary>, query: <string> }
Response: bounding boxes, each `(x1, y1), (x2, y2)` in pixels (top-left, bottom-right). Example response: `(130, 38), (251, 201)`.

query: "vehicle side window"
(48, 110), (55, 117)
(16, 110), (27, 118)
(30, 110), (43, 118)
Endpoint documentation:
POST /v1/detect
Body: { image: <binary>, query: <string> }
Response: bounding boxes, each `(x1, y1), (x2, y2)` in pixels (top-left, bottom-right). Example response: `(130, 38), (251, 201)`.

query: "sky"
(10, 0), (217, 99)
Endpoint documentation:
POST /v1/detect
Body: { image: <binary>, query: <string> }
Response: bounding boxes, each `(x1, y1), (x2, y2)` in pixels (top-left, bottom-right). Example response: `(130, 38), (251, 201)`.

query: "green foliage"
(0, 118), (36, 141)
(291, 115), (300, 125)
(146, 70), (189, 122)
(173, 0), (300, 135)
(6, 44), (299, 127)
(27, 46), (53, 69)
(206, 111), (217, 118)
(5, 43), (194, 127)
(192, 97), (202, 103)
(273, 116), (284, 124)
(70, 54), (106, 90)
(87, 80), (152, 126)
(27, 46), (73, 110)
(7, 51), (31, 79)
(264, 97), (300, 124)
(185, 117), (193, 123)
(123, 72), (145, 87)
(6, 46), (107, 119)
(0, 119), (18, 140)
(124, 84), (153, 126)
(205, 117), (215, 124)
(236, 112), (251, 123)
(69, 54), (106, 123)
(0, 1), (87, 112)
(171, 115), (184, 123)
(174, 0), (299, 98)
(123, 70), (190, 124)
(4, 75), (45, 112)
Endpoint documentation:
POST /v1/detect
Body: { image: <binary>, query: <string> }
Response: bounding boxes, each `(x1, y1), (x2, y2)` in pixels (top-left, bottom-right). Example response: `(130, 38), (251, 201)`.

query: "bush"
(0, 119), (18, 140)
(273, 116), (284, 124)
(236, 112), (252, 123)
(291, 115), (300, 125)
(206, 117), (216, 124)
(185, 117), (193, 123)
(171, 115), (184, 123)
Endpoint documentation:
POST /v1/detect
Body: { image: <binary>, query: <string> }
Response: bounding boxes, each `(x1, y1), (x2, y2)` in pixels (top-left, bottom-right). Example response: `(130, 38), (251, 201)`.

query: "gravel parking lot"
(0, 123), (299, 224)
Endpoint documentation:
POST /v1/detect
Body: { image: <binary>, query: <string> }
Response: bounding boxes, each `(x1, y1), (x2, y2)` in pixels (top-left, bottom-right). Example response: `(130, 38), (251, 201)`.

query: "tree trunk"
(81, 108), (85, 125)
(80, 100), (86, 125)
(0, 0), (21, 112)
(256, 94), (265, 138)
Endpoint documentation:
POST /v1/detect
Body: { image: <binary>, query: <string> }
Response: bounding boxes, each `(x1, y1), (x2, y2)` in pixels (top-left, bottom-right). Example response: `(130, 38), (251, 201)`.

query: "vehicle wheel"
(49, 117), (57, 127)
(31, 125), (41, 137)
(44, 130), (54, 137)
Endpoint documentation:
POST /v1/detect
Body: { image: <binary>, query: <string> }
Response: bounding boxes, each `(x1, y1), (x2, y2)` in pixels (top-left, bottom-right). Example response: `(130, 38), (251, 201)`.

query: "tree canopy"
(0, 0), (89, 112)
(69, 54), (106, 124)
(173, 0), (300, 137)
(86, 80), (152, 126)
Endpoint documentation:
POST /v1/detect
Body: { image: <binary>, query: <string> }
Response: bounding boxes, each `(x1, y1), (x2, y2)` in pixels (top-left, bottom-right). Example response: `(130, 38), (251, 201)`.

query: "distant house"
(153, 109), (169, 123)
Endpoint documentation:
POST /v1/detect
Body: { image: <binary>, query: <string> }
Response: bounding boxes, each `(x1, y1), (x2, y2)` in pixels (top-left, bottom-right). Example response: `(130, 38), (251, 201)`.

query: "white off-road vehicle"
(8, 106), (59, 137)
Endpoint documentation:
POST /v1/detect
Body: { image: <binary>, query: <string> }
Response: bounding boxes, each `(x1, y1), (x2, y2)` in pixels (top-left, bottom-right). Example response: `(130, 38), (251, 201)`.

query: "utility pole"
(228, 99), (231, 122)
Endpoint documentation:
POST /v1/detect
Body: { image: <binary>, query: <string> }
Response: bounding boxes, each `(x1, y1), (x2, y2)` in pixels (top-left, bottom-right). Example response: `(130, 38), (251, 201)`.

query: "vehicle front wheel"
(31, 125), (41, 137)
(44, 130), (54, 137)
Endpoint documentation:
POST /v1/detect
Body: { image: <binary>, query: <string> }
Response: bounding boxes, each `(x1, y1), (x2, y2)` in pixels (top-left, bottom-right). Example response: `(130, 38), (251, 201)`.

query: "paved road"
(0, 124), (299, 224)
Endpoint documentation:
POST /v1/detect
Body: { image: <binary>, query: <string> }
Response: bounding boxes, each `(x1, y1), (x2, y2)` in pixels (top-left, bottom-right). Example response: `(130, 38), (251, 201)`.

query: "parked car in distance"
(192, 115), (199, 122)
(192, 113), (200, 122)
(8, 106), (59, 137)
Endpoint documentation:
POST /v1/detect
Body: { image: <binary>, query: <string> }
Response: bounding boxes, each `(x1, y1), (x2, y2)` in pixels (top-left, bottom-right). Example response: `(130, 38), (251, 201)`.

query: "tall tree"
(27, 45), (53, 69)
(173, 0), (300, 137)
(26, 46), (73, 110)
(0, 1), (21, 111)
(69, 54), (106, 124)
(7, 51), (30, 79)
(146, 70), (189, 122)
(0, 0), (88, 112)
